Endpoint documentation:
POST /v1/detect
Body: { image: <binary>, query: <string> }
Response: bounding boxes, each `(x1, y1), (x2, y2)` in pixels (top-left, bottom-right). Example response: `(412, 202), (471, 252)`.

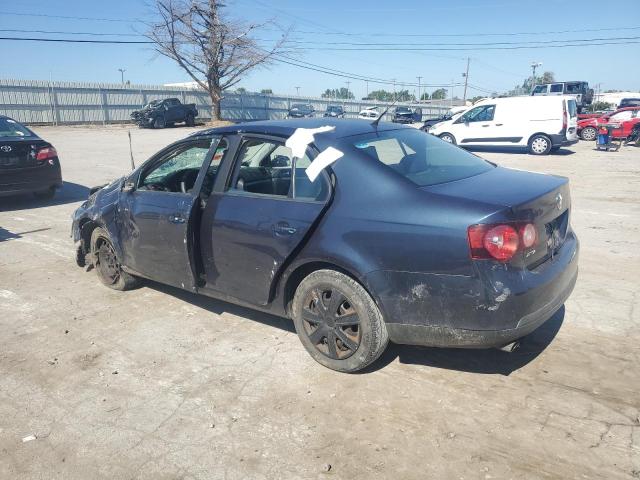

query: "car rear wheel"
(33, 186), (56, 200)
(185, 114), (195, 126)
(291, 269), (388, 373)
(90, 227), (140, 291)
(153, 116), (166, 129)
(439, 133), (456, 144)
(580, 126), (597, 141)
(528, 134), (552, 155)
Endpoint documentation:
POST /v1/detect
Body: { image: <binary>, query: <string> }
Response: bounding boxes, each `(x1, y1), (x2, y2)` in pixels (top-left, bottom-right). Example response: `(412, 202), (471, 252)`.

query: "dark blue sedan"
(72, 118), (578, 372)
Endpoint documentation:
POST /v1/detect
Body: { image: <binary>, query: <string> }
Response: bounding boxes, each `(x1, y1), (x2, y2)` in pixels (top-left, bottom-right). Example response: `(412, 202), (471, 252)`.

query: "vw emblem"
(0, 145), (11, 153)
(555, 193), (563, 211)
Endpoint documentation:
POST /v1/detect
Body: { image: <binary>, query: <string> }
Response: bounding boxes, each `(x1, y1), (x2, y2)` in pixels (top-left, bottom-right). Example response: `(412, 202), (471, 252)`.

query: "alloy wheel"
(582, 127), (597, 141)
(301, 287), (361, 360)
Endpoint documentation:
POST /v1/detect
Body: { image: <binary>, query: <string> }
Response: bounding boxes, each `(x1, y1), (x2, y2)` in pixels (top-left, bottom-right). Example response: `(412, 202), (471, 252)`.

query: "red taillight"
(36, 146), (57, 162)
(467, 223), (537, 262)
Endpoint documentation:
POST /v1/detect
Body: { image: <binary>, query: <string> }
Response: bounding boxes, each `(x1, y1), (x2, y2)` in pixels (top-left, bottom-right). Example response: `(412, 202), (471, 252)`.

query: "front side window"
(139, 140), (211, 192)
(350, 128), (493, 187)
(532, 85), (548, 95)
(229, 138), (328, 201)
(200, 137), (229, 198)
(459, 105), (495, 123)
(611, 111), (634, 122)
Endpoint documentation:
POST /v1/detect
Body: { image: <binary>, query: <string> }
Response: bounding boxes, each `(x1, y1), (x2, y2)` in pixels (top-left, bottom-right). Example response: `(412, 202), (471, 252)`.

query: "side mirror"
(122, 181), (135, 193)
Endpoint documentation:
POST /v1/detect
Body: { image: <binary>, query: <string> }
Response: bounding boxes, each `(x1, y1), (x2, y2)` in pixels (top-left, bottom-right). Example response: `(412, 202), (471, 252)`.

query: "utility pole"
(462, 58), (470, 103)
(345, 81), (351, 100)
(295, 86), (300, 96)
(365, 80), (369, 99)
(118, 68), (126, 84)
(417, 76), (422, 103)
(392, 79), (396, 101)
(530, 62), (543, 91)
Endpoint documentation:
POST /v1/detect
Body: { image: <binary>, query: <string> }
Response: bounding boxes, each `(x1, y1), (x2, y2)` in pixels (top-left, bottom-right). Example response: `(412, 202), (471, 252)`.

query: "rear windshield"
(0, 117), (33, 137)
(350, 128), (493, 187)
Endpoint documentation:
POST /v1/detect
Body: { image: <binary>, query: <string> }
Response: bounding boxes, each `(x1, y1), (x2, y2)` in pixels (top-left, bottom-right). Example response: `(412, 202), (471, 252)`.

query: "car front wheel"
(90, 227), (140, 291)
(292, 269), (389, 373)
(528, 134), (552, 155)
(438, 133), (456, 144)
(153, 116), (166, 129)
(580, 126), (597, 141)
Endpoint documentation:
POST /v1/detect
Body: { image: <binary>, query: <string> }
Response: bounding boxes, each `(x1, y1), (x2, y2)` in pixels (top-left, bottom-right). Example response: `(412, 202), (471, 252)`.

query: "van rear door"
(566, 98), (578, 141)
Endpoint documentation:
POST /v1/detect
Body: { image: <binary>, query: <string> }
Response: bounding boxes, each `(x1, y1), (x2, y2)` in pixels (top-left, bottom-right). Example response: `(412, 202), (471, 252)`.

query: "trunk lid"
(0, 137), (47, 170)
(423, 166), (571, 268)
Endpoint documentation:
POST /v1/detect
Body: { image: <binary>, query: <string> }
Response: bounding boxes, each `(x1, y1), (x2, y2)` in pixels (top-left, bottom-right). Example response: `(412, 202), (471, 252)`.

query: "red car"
(578, 107), (640, 140)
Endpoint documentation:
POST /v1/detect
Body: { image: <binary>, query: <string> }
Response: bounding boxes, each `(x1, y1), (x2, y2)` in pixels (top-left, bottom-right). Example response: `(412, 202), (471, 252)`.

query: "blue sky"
(1, 0), (639, 99)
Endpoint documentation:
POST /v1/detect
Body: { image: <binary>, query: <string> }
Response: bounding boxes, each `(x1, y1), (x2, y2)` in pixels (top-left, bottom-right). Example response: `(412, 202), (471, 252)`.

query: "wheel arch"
(527, 131), (552, 144)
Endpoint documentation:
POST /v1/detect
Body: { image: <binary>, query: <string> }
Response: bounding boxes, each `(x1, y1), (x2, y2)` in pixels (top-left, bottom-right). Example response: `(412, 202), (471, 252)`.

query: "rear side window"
(350, 128), (494, 187)
(567, 100), (577, 118)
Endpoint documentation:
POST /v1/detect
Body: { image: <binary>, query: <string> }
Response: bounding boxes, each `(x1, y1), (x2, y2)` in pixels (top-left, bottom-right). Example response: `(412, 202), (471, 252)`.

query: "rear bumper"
(550, 132), (579, 147)
(0, 162), (62, 197)
(365, 230), (579, 348)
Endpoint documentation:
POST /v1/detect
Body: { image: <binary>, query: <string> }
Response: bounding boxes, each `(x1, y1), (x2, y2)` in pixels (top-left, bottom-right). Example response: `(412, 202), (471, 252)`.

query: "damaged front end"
(71, 177), (124, 268)
(130, 107), (158, 127)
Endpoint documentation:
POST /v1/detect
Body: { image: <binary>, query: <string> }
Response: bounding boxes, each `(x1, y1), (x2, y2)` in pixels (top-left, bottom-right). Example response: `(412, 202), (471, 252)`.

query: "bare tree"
(147, 0), (288, 120)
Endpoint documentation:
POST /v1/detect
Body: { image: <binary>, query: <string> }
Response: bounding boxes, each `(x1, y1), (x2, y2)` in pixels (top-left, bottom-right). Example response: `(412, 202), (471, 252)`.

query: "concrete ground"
(1, 125), (639, 479)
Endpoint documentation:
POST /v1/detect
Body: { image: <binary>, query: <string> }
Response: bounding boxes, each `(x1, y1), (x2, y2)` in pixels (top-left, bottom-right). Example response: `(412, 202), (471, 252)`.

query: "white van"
(429, 96), (579, 155)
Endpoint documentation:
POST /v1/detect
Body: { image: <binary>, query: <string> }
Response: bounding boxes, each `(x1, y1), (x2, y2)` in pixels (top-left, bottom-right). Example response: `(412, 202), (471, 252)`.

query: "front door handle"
(169, 215), (186, 224)
(482, 124), (490, 127)
(495, 123), (504, 126)
(272, 222), (297, 236)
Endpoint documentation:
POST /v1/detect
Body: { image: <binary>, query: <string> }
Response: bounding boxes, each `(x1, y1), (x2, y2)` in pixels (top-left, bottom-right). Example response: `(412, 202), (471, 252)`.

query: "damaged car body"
(72, 118), (579, 372)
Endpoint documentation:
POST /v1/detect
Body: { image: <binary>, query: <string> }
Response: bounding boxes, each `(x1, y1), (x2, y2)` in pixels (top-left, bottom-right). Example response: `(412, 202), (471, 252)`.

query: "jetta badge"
(0, 145), (11, 152)
(555, 193), (563, 211)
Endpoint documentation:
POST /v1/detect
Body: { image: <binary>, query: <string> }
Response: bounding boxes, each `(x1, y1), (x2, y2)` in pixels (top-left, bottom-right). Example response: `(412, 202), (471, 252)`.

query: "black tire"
(291, 269), (389, 373)
(438, 132), (456, 145)
(33, 186), (56, 200)
(153, 116), (166, 129)
(185, 114), (195, 127)
(580, 126), (597, 141)
(90, 227), (140, 291)
(528, 134), (553, 155)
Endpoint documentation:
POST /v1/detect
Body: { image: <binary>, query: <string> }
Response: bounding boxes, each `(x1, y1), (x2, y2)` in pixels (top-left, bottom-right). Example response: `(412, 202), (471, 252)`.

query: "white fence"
(0, 78), (457, 125)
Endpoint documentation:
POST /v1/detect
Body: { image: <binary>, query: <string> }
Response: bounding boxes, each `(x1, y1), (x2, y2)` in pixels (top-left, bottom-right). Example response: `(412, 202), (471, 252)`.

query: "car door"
(199, 134), (331, 306)
(118, 137), (215, 290)
(452, 104), (497, 145)
(607, 110), (635, 137)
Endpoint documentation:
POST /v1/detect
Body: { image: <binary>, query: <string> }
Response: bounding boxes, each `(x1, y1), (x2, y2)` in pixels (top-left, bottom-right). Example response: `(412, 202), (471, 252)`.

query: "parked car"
(531, 81), (593, 112)
(392, 106), (422, 124)
(618, 98), (640, 109)
(324, 105), (345, 118)
(131, 98), (198, 129)
(577, 107), (640, 141)
(429, 96), (579, 155)
(0, 115), (62, 199)
(577, 110), (614, 121)
(288, 103), (315, 118)
(421, 106), (468, 131)
(72, 118), (578, 372)
(358, 106), (379, 120)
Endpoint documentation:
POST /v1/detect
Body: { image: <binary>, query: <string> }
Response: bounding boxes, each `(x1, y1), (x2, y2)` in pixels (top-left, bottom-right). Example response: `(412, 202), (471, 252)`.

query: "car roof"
(193, 118), (408, 139)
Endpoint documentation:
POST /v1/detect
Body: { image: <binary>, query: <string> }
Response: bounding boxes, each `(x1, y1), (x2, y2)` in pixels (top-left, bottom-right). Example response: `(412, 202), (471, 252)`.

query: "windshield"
(144, 100), (161, 108)
(291, 104), (309, 110)
(327, 106), (341, 112)
(350, 128), (493, 187)
(0, 117), (33, 137)
(396, 107), (412, 113)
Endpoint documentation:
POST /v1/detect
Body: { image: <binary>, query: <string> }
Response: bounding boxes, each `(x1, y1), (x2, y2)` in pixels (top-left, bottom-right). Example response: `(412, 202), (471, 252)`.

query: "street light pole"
(417, 76), (422, 103)
(365, 80), (369, 99)
(295, 86), (300, 96)
(530, 62), (542, 91)
(345, 81), (351, 100)
(462, 57), (470, 103)
(118, 68), (126, 84)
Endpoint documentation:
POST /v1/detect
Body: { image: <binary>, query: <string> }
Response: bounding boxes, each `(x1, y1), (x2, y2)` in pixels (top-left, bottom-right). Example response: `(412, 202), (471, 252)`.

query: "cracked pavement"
(1, 125), (639, 479)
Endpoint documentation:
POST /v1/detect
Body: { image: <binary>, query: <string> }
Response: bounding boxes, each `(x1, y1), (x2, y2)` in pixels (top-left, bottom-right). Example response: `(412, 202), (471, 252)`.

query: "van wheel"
(90, 227), (140, 291)
(439, 133), (456, 144)
(291, 270), (388, 373)
(528, 134), (552, 155)
(580, 127), (597, 141)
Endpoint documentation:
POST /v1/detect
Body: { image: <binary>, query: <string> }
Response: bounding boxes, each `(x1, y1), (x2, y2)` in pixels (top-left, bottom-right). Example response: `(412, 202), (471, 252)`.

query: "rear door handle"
(169, 215), (186, 224)
(495, 123), (504, 126)
(272, 222), (297, 236)
(482, 124), (490, 127)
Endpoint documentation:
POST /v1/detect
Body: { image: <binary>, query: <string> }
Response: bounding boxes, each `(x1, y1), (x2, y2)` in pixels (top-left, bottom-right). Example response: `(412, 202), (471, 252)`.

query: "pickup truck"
(131, 98), (198, 129)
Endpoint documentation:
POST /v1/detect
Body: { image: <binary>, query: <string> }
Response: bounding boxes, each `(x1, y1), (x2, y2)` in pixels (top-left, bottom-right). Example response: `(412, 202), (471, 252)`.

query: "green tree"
(321, 87), (354, 100)
(236, 87), (247, 94)
(521, 71), (555, 93)
(260, 88), (273, 94)
(395, 89), (415, 102)
(365, 89), (394, 101)
(420, 92), (430, 101)
(431, 88), (447, 100)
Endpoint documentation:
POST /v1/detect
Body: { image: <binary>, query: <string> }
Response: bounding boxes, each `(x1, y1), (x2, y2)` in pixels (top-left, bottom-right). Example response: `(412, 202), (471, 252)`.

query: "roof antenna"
(127, 130), (136, 170)
(371, 99), (398, 128)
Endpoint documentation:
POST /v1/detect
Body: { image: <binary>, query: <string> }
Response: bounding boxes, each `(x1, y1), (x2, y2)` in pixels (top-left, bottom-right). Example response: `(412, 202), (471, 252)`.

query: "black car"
(324, 105), (345, 118)
(72, 118), (578, 372)
(392, 106), (422, 124)
(0, 115), (62, 199)
(619, 98), (640, 109)
(288, 103), (315, 118)
(131, 98), (198, 129)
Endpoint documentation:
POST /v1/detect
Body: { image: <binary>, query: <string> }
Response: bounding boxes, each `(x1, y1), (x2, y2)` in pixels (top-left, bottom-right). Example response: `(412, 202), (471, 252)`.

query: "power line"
(0, 11), (137, 23)
(0, 28), (144, 37)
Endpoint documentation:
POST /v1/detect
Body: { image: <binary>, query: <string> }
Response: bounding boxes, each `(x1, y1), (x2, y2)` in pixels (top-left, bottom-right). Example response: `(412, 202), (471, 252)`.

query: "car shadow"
(366, 306), (565, 376)
(466, 146), (576, 156)
(0, 226), (51, 243)
(0, 181), (90, 212)
(146, 280), (296, 334)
